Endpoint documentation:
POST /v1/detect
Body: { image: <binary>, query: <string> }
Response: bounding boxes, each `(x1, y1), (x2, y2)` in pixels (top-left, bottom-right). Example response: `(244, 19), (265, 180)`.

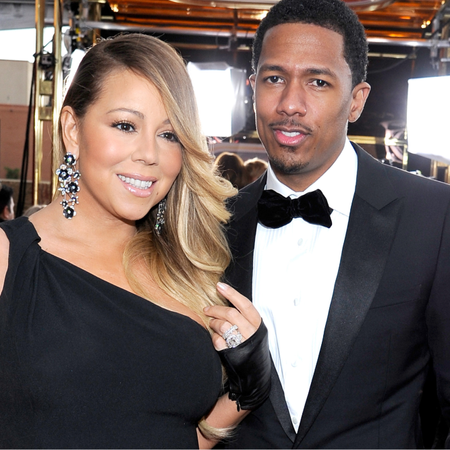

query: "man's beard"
(268, 150), (309, 176)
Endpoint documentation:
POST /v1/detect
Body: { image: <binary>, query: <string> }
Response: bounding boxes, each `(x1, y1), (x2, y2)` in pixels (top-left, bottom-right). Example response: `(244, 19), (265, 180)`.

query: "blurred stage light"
(187, 62), (247, 137)
(407, 75), (450, 164)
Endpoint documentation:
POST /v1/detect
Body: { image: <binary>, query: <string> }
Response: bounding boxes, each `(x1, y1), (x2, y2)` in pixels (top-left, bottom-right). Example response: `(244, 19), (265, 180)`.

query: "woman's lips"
(118, 174), (153, 190)
(117, 174), (156, 198)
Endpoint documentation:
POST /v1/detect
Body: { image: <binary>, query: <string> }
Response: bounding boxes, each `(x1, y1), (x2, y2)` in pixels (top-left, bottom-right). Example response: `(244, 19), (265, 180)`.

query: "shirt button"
(294, 298), (301, 306)
(297, 238), (303, 246)
(292, 416), (299, 425)
(291, 358), (299, 367)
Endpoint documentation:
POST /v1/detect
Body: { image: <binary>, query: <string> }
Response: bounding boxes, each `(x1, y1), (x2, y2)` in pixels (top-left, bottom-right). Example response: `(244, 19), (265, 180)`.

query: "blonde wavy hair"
(59, 33), (236, 439)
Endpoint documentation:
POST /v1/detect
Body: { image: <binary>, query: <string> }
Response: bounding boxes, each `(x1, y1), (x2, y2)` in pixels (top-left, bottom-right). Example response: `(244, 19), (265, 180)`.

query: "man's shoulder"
(355, 144), (450, 200)
(381, 161), (450, 197)
(227, 173), (266, 220)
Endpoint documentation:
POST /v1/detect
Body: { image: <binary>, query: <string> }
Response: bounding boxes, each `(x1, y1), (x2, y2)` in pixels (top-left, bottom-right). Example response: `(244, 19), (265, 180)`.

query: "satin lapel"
(270, 363), (297, 442)
(294, 146), (404, 447)
(226, 174), (296, 442)
(225, 174), (266, 300)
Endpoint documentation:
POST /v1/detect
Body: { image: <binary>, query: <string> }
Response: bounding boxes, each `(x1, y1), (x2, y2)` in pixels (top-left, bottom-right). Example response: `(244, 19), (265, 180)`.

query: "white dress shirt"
(252, 139), (358, 431)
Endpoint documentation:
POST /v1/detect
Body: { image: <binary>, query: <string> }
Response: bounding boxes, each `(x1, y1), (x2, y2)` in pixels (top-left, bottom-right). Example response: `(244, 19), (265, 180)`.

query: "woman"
(0, 34), (270, 448)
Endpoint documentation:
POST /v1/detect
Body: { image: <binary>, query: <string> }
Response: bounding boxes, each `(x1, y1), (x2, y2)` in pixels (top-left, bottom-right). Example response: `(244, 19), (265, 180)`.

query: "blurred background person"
(0, 185), (15, 223)
(244, 157), (268, 184)
(214, 152), (248, 189)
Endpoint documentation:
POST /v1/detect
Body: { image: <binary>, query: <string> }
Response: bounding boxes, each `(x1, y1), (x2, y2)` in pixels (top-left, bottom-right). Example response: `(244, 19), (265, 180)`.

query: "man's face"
(250, 23), (370, 191)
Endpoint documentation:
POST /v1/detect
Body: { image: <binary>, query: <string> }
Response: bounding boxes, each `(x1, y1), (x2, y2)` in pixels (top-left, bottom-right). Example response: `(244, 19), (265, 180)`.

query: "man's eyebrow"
(107, 108), (145, 119)
(304, 67), (337, 78)
(258, 64), (287, 74)
(259, 64), (337, 79)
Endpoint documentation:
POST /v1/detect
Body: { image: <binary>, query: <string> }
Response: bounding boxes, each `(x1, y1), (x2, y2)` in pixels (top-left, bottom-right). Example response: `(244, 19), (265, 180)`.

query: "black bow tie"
(258, 189), (332, 229)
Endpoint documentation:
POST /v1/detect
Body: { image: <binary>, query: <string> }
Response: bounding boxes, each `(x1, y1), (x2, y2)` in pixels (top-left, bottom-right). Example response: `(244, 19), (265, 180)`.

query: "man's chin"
(269, 156), (308, 176)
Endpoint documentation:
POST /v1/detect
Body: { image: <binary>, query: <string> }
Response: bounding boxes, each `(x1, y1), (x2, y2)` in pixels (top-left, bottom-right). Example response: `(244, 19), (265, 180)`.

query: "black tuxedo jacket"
(224, 144), (450, 448)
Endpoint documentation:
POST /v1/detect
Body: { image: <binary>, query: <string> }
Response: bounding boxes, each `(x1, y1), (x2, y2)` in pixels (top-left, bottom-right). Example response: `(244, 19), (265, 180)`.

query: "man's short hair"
(252, 0), (368, 88)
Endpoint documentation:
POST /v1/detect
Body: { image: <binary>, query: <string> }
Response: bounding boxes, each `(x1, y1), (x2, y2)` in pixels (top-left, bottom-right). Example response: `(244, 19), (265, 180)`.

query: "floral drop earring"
(154, 198), (166, 236)
(56, 153), (81, 219)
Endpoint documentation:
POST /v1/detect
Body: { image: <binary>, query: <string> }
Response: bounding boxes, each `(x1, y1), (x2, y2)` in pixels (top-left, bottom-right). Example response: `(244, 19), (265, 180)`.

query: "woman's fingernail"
(217, 282), (227, 291)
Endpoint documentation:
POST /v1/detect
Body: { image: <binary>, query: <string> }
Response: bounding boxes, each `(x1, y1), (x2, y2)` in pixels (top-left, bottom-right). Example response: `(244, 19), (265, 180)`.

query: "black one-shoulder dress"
(0, 217), (222, 449)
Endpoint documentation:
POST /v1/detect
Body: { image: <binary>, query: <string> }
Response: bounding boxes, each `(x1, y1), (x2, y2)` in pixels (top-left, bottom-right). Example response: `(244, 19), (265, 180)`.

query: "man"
(224, 0), (450, 447)
(0, 185), (15, 223)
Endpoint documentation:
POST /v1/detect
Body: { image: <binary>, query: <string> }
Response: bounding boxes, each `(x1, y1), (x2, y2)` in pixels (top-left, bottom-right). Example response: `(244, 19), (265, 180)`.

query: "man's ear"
(60, 106), (80, 158)
(249, 73), (256, 112)
(249, 73), (256, 91)
(348, 82), (371, 123)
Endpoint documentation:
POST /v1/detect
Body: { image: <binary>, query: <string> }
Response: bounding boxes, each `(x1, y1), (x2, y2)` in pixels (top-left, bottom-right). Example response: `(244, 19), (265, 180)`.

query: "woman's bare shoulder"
(0, 228), (10, 294)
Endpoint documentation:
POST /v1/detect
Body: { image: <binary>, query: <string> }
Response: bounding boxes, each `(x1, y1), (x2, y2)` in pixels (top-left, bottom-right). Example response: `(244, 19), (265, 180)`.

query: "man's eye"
(313, 79), (328, 88)
(266, 75), (283, 84)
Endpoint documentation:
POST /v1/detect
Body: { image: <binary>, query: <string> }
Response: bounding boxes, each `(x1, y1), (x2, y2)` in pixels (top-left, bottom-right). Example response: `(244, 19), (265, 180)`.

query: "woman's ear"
(60, 106), (80, 158)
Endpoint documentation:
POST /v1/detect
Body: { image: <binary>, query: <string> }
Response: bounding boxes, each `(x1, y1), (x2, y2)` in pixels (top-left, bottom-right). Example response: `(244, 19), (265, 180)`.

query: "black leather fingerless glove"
(218, 320), (271, 411)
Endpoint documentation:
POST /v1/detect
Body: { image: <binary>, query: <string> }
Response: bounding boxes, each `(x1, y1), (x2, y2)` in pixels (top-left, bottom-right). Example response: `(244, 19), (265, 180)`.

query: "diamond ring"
(222, 324), (243, 348)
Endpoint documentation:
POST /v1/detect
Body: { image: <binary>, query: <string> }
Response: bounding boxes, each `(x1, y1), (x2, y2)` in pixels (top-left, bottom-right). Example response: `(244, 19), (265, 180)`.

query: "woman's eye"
(160, 132), (180, 143)
(113, 121), (135, 132)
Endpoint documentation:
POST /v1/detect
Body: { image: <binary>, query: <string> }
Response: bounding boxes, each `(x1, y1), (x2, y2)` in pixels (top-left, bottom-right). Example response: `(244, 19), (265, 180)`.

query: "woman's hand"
(204, 282), (261, 350)
(204, 282), (271, 412)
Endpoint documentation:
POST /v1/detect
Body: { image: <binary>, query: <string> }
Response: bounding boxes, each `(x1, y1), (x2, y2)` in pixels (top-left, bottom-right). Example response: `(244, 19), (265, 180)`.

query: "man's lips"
(273, 128), (308, 146)
(269, 119), (312, 147)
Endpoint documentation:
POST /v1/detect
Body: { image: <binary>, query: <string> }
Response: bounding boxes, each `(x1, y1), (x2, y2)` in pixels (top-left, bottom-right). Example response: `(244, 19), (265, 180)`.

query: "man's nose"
(276, 82), (307, 117)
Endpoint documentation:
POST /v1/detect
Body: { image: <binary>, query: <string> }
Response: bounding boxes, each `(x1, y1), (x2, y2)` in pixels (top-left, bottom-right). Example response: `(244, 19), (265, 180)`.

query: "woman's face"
(61, 69), (183, 223)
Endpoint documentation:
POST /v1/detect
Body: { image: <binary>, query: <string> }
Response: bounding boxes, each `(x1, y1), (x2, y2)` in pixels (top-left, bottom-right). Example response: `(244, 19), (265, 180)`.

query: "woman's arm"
(197, 394), (250, 449)
(0, 229), (10, 294)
